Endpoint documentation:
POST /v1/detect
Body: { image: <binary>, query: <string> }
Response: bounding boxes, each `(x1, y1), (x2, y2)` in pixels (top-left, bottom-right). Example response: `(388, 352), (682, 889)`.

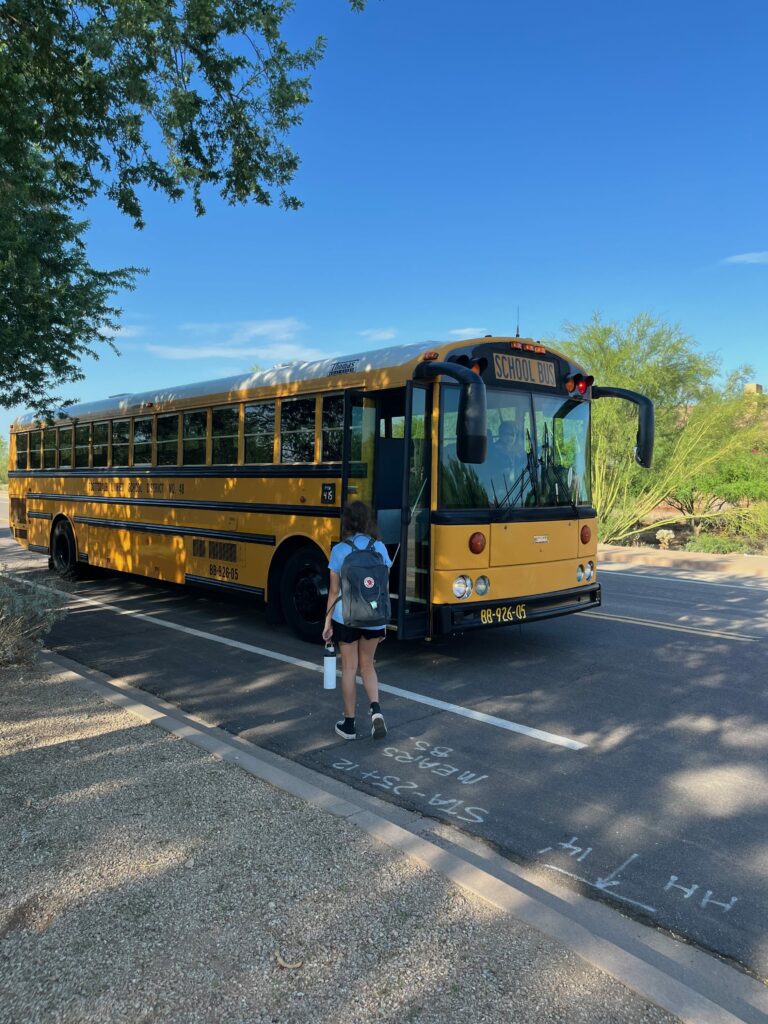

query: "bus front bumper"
(434, 582), (601, 634)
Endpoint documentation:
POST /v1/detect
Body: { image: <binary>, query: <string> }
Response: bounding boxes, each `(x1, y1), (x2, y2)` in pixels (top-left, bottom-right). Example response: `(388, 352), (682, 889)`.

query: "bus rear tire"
(280, 547), (328, 643)
(50, 519), (81, 581)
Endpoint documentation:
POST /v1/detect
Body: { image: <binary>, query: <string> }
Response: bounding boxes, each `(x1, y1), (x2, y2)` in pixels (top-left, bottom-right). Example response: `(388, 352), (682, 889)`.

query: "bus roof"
(11, 336), (574, 427)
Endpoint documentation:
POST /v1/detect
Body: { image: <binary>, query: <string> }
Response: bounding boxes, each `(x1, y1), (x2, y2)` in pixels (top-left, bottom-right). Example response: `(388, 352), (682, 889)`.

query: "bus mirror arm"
(592, 386), (655, 469)
(413, 361), (487, 464)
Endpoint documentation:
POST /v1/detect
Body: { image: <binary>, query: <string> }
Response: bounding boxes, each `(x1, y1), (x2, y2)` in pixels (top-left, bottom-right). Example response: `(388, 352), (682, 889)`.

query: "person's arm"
(323, 570), (341, 642)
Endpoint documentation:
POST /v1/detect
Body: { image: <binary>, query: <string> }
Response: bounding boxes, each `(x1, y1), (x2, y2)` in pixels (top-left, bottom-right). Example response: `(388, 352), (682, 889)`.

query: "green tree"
(1, 153), (139, 417)
(556, 313), (759, 542)
(0, 0), (364, 415)
(0, 435), (8, 484)
(666, 392), (768, 535)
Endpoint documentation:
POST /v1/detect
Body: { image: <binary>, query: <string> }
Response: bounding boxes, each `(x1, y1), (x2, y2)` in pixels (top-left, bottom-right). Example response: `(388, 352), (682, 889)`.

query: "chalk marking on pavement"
(583, 609), (759, 642)
(4, 573), (586, 750)
(542, 864), (658, 914)
(599, 566), (768, 593)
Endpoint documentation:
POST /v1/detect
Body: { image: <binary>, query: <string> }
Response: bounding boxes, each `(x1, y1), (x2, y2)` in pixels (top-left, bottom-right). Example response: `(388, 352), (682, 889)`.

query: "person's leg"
(339, 640), (359, 718)
(357, 637), (380, 704)
(358, 636), (387, 739)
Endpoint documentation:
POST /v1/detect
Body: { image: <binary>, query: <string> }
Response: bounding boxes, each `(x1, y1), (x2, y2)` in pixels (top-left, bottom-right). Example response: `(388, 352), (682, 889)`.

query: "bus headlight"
(475, 575), (490, 596)
(585, 561), (594, 581)
(576, 564), (585, 583)
(452, 575), (473, 599)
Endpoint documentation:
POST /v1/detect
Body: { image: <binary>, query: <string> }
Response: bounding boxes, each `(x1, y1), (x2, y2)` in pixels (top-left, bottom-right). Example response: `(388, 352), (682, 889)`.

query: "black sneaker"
(370, 711), (387, 740)
(335, 719), (357, 741)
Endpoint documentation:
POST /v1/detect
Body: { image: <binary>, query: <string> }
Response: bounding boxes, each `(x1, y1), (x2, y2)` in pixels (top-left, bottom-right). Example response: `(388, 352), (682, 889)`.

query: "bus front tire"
(280, 547), (328, 643)
(50, 519), (81, 580)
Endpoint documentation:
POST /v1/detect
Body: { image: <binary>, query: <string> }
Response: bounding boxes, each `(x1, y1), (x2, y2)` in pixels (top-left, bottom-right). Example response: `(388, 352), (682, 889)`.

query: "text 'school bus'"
(7, 337), (654, 641)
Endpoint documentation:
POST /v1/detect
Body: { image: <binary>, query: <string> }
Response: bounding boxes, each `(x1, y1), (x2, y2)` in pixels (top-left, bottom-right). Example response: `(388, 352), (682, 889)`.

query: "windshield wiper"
(538, 423), (578, 514)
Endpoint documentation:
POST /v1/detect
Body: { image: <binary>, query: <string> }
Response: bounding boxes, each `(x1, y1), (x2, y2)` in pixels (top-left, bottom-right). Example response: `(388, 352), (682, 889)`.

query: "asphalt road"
(3, 500), (767, 980)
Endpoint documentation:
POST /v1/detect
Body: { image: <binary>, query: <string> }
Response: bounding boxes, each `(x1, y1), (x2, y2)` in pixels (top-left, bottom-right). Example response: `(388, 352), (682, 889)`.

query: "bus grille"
(191, 538), (238, 563)
(10, 497), (27, 523)
(208, 541), (238, 563)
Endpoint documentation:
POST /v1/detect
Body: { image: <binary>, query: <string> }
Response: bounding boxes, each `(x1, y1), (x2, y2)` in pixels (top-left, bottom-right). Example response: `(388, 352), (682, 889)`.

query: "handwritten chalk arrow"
(595, 853), (640, 890)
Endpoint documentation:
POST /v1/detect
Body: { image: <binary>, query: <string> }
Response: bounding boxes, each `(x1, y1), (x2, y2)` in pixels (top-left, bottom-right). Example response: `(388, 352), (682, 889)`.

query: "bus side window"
(43, 428), (57, 470)
(133, 417), (153, 466)
(58, 426), (73, 470)
(112, 419), (130, 467)
(16, 432), (28, 470)
(211, 406), (239, 464)
(29, 430), (42, 470)
(92, 422), (109, 468)
(321, 394), (344, 462)
(157, 414), (179, 466)
(280, 396), (315, 464)
(244, 402), (275, 463)
(182, 410), (207, 466)
(75, 424), (91, 468)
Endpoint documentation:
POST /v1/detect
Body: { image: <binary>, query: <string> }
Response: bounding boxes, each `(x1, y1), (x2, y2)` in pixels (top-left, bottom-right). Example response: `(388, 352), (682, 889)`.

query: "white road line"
(4, 573), (587, 751)
(376, 683), (586, 749)
(583, 609), (759, 642)
(599, 566), (768, 592)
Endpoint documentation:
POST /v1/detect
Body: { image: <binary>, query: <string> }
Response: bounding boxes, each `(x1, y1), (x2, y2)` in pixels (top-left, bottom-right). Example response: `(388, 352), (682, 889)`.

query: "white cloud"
(146, 341), (326, 364)
(449, 326), (487, 338)
(359, 327), (397, 342)
(146, 317), (318, 365)
(99, 324), (146, 341)
(179, 317), (306, 342)
(113, 324), (146, 338)
(722, 252), (768, 265)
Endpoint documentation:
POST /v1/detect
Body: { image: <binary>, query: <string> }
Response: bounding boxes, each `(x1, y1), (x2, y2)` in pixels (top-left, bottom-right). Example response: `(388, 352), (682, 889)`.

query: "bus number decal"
(209, 563), (239, 582)
(480, 604), (526, 625)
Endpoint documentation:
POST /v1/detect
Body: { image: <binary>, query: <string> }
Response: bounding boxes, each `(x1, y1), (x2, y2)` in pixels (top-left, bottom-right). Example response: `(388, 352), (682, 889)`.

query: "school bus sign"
(492, 353), (557, 387)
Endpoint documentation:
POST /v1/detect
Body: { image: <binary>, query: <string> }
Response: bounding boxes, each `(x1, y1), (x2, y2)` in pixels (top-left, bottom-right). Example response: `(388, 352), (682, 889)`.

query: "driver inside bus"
(485, 419), (530, 504)
(497, 420), (526, 473)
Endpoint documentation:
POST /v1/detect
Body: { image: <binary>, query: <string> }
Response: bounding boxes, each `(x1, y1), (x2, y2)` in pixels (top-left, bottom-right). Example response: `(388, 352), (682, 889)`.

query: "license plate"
(479, 604), (527, 625)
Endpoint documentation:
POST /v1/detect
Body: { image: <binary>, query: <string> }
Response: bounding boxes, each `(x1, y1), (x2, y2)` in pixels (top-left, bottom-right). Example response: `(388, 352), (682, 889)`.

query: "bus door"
(340, 390), (376, 510)
(397, 382), (432, 639)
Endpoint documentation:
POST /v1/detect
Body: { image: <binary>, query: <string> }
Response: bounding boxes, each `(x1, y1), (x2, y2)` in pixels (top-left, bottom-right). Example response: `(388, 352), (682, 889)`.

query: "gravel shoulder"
(0, 659), (677, 1024)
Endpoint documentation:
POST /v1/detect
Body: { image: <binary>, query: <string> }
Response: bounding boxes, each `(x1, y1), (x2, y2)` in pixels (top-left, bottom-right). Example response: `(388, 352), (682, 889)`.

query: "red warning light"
(566, 374), (594, 395)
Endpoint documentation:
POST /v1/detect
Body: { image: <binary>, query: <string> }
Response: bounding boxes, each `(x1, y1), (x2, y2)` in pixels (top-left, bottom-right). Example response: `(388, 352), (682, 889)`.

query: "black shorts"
(332, 621), (386, 644)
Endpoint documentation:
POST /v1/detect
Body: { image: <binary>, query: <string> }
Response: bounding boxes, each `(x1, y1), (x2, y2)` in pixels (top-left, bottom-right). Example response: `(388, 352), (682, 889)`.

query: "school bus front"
(426, 347), (601, 635)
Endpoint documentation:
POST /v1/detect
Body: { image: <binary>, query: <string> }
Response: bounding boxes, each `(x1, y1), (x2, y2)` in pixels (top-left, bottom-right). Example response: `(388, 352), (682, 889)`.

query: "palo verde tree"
(556, 313), (760, 543)
(0, 0), (364, 417)
(665, 385), (768, 536)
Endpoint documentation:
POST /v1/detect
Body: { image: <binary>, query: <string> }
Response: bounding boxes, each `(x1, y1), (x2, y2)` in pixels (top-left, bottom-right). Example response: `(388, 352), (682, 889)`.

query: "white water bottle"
(323, 643), (337, 690)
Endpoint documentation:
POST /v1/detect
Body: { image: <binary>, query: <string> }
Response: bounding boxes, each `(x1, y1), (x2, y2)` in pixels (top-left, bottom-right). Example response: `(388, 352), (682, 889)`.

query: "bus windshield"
(439, 385), (591, 510)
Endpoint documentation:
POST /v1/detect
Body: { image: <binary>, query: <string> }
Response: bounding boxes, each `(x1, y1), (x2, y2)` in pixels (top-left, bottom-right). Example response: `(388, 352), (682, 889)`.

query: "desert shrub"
(729, 502), (768, 553)
(685, 534), (750, 554)
(0, 574), (68, 666)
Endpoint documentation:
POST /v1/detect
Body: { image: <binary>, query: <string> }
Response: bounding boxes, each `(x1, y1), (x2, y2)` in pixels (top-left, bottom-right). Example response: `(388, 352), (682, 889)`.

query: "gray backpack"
(338, 536), (391, 629)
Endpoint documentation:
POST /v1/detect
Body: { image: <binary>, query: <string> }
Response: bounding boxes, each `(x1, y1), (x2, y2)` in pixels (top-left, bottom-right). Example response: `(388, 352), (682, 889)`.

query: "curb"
(598, 545), (768, 579)
(41, 649), (768, 1024)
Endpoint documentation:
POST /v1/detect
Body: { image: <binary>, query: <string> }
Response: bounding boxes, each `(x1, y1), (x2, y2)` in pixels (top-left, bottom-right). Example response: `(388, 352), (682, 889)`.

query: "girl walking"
(322, 501), (392, 741)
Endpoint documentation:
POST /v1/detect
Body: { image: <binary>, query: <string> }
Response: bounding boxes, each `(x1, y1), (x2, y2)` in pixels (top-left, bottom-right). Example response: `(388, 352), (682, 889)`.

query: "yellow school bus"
(7, 336), (653, 640)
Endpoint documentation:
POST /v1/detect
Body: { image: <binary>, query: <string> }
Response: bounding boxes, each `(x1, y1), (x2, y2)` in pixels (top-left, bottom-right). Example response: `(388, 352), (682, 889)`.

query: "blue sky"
(4, 0), (767, 439)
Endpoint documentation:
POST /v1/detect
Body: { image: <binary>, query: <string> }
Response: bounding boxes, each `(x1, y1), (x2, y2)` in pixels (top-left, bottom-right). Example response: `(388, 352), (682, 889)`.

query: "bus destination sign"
(493, 353), (557, 387)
